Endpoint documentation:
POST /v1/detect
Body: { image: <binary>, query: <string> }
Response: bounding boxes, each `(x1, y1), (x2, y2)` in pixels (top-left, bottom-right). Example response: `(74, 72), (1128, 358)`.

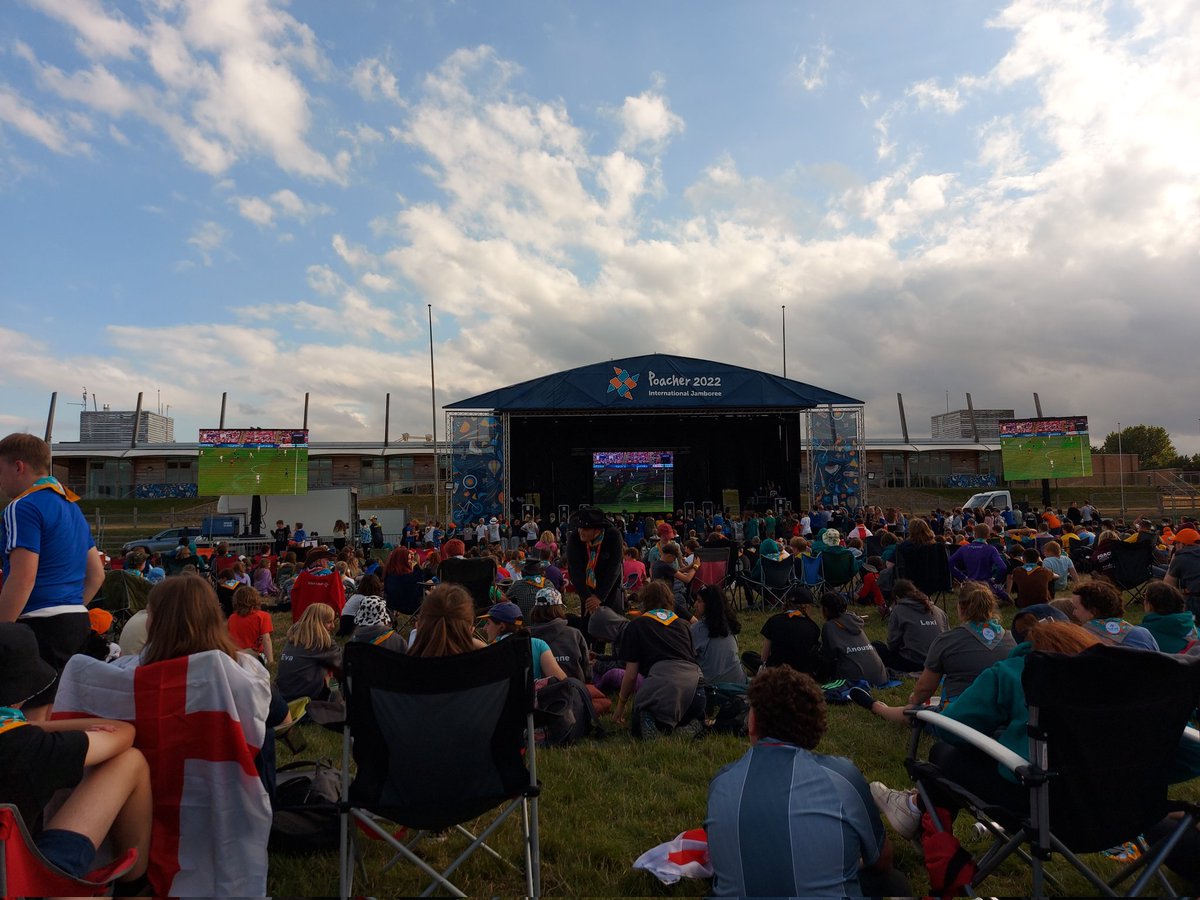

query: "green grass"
(260, 594), (1199, 897)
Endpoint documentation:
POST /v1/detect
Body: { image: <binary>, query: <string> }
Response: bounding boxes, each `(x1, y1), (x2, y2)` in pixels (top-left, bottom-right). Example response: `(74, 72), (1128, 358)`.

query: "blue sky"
(1, 0), (1198, 453)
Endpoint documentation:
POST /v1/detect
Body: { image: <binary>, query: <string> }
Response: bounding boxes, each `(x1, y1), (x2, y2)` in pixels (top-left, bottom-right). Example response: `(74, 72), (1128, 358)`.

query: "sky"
(1, 0), (1198, 453)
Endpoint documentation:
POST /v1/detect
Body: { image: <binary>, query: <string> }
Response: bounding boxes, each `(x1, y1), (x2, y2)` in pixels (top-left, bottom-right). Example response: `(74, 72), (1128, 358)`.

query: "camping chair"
(90, 569), (152, 633)
(744, 557), (796, 611)
(819, 546), (858, 594)
(794, 552), (824, 594)
(338, 638), (540, 899)
(904, 645), (1200, 898)
(696, 547), (731, 597)
(1107, 541), (1155, 605)
(895, 543), (954, 609)
(1069, 545), (1095, 576)
(863, 533), (884, 560)
(0, 804), (139, 898)
(439, 557), (500, 610)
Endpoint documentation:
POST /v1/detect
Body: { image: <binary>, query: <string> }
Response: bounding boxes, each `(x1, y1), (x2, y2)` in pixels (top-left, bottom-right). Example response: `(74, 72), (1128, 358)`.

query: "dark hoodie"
(886, 597), (948, 668)
(1142, 612), (1199, 654)
(820, 612), (888, 686)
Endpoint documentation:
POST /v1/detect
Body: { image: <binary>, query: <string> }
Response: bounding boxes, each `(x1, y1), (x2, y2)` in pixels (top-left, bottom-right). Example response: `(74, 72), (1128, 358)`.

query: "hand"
(584, 595), (600, 614)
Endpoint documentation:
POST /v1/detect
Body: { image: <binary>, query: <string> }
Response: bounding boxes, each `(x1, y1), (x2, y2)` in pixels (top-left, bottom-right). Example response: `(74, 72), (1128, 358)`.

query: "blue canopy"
(446, 354), (862, 411)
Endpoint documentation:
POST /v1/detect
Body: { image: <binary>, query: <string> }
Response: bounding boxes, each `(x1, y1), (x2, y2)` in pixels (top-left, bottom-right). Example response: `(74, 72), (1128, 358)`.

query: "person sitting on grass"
(349, 594), (407, 654)
(1008, 548), (1058, 607)
(855, 556), (887, 612)
(741, 585), (821, 677)
(1039, 540), (1078, 593)
(869, 579), (947, 674)
(276, 603), (341, 703)
(227, 585), (274, 664)
(851, 581), (1014, 720)
(482, 601), (568, 681)
(691, 585), (746, 686)
(1070, 580), (1160, 650)
(1140, 582), (1199, 653)
(340, 573), (385, 636)
(528, 587), (590, 683)
(613, 581), (705, 740)
(705, 665), (910, 898)
(0, 623), (151, 890)
(407, 584), (486, 657)
(817, 592), (888, 687)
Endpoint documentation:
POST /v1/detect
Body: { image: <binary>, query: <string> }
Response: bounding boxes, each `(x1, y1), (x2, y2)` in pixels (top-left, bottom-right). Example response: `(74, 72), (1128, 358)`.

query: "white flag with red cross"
(54, 649), (273, 898)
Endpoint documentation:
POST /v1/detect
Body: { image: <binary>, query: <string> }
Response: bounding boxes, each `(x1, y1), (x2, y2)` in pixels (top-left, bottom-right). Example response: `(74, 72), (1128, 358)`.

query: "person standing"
(565, 508), (625, 645)
(369, 516), (384, 551)
(0, 433), (104, 719)
(271, 519), (290, 555)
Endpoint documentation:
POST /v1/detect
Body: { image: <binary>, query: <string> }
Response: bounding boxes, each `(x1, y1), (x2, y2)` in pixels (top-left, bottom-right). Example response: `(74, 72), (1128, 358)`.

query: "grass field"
(262, 593), (1198, 897)
(1000, 434), (1092, 481)
(197, 446), (309, 495)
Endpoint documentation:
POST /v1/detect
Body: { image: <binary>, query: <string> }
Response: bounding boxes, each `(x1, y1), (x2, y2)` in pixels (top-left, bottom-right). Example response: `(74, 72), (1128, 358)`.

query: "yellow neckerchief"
(370, 629), (397, 646)
(786, 610), (811, 619)
(642, 608), (679, 627)
(13, 476), (80, 503)
(0, 706), (28, 736)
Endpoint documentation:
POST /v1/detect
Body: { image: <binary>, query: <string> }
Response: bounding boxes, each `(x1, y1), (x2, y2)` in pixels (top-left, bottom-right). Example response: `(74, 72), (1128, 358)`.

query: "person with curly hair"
(705, 666), (909, 898)
(1071, 580), (1159, 650)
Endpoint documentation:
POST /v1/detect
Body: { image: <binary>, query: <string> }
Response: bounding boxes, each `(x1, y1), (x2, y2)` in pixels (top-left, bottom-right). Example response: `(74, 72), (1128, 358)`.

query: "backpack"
(706, 684), (749, 736)
(533, 677), (596, 746)
(269, 759), (342, 852)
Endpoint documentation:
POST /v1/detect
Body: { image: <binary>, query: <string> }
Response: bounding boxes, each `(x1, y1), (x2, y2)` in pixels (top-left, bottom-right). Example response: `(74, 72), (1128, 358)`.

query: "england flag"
(54, 649), (273, 898)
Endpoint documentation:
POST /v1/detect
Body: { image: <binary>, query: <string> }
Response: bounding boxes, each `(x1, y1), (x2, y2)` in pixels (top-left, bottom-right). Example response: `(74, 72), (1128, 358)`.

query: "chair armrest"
(1184, 726), (1200, 746)
(912, 709), (1031, 776)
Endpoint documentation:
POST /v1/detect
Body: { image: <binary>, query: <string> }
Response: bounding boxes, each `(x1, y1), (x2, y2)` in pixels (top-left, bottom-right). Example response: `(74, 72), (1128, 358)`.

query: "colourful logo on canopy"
(607, 367), (639, 400)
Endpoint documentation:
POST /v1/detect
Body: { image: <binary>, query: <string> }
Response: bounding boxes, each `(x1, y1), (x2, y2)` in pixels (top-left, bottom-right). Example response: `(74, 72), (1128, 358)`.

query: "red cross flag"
(54, 650), (272, 898)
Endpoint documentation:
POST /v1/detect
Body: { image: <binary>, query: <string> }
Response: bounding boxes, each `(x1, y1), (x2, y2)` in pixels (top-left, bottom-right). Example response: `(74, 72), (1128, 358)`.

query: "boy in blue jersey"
(705, 666), (910, 897)
(0, 434), (104, 719)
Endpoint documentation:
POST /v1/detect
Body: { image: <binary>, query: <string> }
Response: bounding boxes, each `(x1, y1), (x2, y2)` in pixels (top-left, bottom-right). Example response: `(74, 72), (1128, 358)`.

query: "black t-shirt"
(619, 613), (695, 674)
(760, 610), (821, 675)
(651, 560), (676, 582)
(0, 725), (89, 827)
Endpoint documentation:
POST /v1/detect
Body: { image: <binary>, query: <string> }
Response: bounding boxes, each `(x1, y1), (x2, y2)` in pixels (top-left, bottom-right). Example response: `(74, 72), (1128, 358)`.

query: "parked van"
(962, 490), (1013, 513)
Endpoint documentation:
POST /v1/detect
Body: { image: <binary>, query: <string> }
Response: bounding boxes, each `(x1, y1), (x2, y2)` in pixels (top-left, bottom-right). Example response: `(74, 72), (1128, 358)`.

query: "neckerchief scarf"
(585, 535), (603, 590)
(14, 475), (80, 503)
(643, 609), (679, 627)
(0, 705), (27, 736)
(1086, 617), (1134, 644)
(964, 619), (1006, 650)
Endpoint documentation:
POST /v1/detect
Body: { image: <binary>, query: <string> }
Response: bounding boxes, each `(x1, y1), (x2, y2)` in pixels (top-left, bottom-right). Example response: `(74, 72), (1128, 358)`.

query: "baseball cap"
(482, 601), (523, 625)
(1172, 528), (1200, 545)
(533, 587), (563, 606)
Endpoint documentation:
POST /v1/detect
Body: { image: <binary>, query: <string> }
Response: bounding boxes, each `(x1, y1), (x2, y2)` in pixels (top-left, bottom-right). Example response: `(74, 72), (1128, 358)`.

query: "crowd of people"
(3, 425), (1200, 895)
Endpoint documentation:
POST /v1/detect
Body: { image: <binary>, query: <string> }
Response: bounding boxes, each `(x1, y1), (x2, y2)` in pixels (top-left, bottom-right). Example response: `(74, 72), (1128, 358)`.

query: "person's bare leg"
(45, 747), (151, 880)
(869, 702), (909, 724)
(23, 704), (50, 722)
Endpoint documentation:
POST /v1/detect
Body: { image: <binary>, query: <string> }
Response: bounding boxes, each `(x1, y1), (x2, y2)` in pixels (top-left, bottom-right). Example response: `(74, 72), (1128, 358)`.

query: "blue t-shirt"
(498, 634), (553, 679)
(706, 740), (884, 897)
(2, 484), (95, 616)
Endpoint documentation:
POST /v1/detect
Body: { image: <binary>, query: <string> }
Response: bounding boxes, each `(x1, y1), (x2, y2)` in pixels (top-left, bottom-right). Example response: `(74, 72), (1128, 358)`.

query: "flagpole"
(429, 303), (439, 525)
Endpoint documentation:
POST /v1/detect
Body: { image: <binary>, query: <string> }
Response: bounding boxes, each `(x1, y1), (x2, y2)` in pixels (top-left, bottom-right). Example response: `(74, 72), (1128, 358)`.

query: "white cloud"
(794, 41), (831, 91)
(360, 272), (396, 292)
(618, 87), (684, 153)
(0, 85), (86, 154)
(187, 220), (229, 265)
(19, 0), (341, 181)
(907, 78), (964, 114)
(351, 57), (402, 103)
(235, 195), (275, 226)
(331, 234), (376, 269)
(234, 188), (330, 226)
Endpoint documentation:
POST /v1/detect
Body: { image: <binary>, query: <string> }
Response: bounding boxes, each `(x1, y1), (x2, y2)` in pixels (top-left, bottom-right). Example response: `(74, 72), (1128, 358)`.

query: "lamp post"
(428, 303), (439, 524)
(781, 305), (787, 378)
(1117, 421), (1126, 518)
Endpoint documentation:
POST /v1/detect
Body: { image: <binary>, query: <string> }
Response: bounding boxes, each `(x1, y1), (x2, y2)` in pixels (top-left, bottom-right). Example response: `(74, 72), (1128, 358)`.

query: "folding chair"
(0, 804), (138, 898)
(1108, 541), (1155, 605)
(439, 556), (501, 610)
(905, 645), (1200, 898)
(819, 546), (858, 593)
(863, 533), (884, 560)
(696, 547), (731, 598)
(90, 569), (151, 634)
(338, 638), (540, 898)
(1069, 545), (1095, 576)
(744, 557), (796, 611)
(895, 543), (954, 609)
(795, 552), (824, 594)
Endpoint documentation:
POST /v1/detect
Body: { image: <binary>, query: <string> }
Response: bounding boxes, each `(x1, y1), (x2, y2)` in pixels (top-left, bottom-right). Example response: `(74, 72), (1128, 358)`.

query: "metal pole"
(428, 304), (439, 524)
(131, 391), (144, 449)
(1117, 421), (1126, 518)
(781, 305), (787, 378)
(219, 392), (227, 429)
(303, 392), (310, 431)
(44, 392), (57, 444)
(1033, 392), (1043, 418)
(965, 392), (980, 443)
(1033, 393), (1050, 506)
(384, 393), (391, 446)
(897, 393), (911, 488)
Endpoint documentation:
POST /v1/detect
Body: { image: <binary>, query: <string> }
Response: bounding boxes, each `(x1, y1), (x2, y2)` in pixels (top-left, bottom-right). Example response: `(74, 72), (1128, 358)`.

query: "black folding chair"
(819, 547), (858, 593)
(438, 556), (500, 610)
(338, 638), (540, 898)
(895, 543), (954, 609)
(1108, 541), (1155, 605)
(744, 557), (796, 610)
(1069, 544), (1095, 575)
(906, 645), (1200, 897)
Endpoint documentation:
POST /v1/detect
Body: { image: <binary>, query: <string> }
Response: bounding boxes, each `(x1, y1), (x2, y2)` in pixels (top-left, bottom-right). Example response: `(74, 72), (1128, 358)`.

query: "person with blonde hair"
(408, 583), (486, 658)
(1039, 540), (1077, 592)
(276, 603), (341, 702)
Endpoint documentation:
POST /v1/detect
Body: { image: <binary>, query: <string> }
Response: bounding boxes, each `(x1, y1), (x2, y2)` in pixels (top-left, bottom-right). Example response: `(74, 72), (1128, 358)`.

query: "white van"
(962, 490), (1013, 513)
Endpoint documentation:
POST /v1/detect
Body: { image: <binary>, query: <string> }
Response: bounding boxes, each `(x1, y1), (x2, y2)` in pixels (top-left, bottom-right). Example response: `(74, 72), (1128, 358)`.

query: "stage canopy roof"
(446, 354), (862, 412)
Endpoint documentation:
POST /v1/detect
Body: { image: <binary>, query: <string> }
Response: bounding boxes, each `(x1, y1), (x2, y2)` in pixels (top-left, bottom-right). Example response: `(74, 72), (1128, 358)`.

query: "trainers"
(848, 686), (876, 711)
(638, 713), (660, 741)
(870, 782), (921, 841)
(675, 718), (706, 740)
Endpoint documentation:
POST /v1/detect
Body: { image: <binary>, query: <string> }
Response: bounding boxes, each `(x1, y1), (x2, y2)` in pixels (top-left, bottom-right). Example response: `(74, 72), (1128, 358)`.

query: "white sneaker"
(870, 781), (921, 841)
